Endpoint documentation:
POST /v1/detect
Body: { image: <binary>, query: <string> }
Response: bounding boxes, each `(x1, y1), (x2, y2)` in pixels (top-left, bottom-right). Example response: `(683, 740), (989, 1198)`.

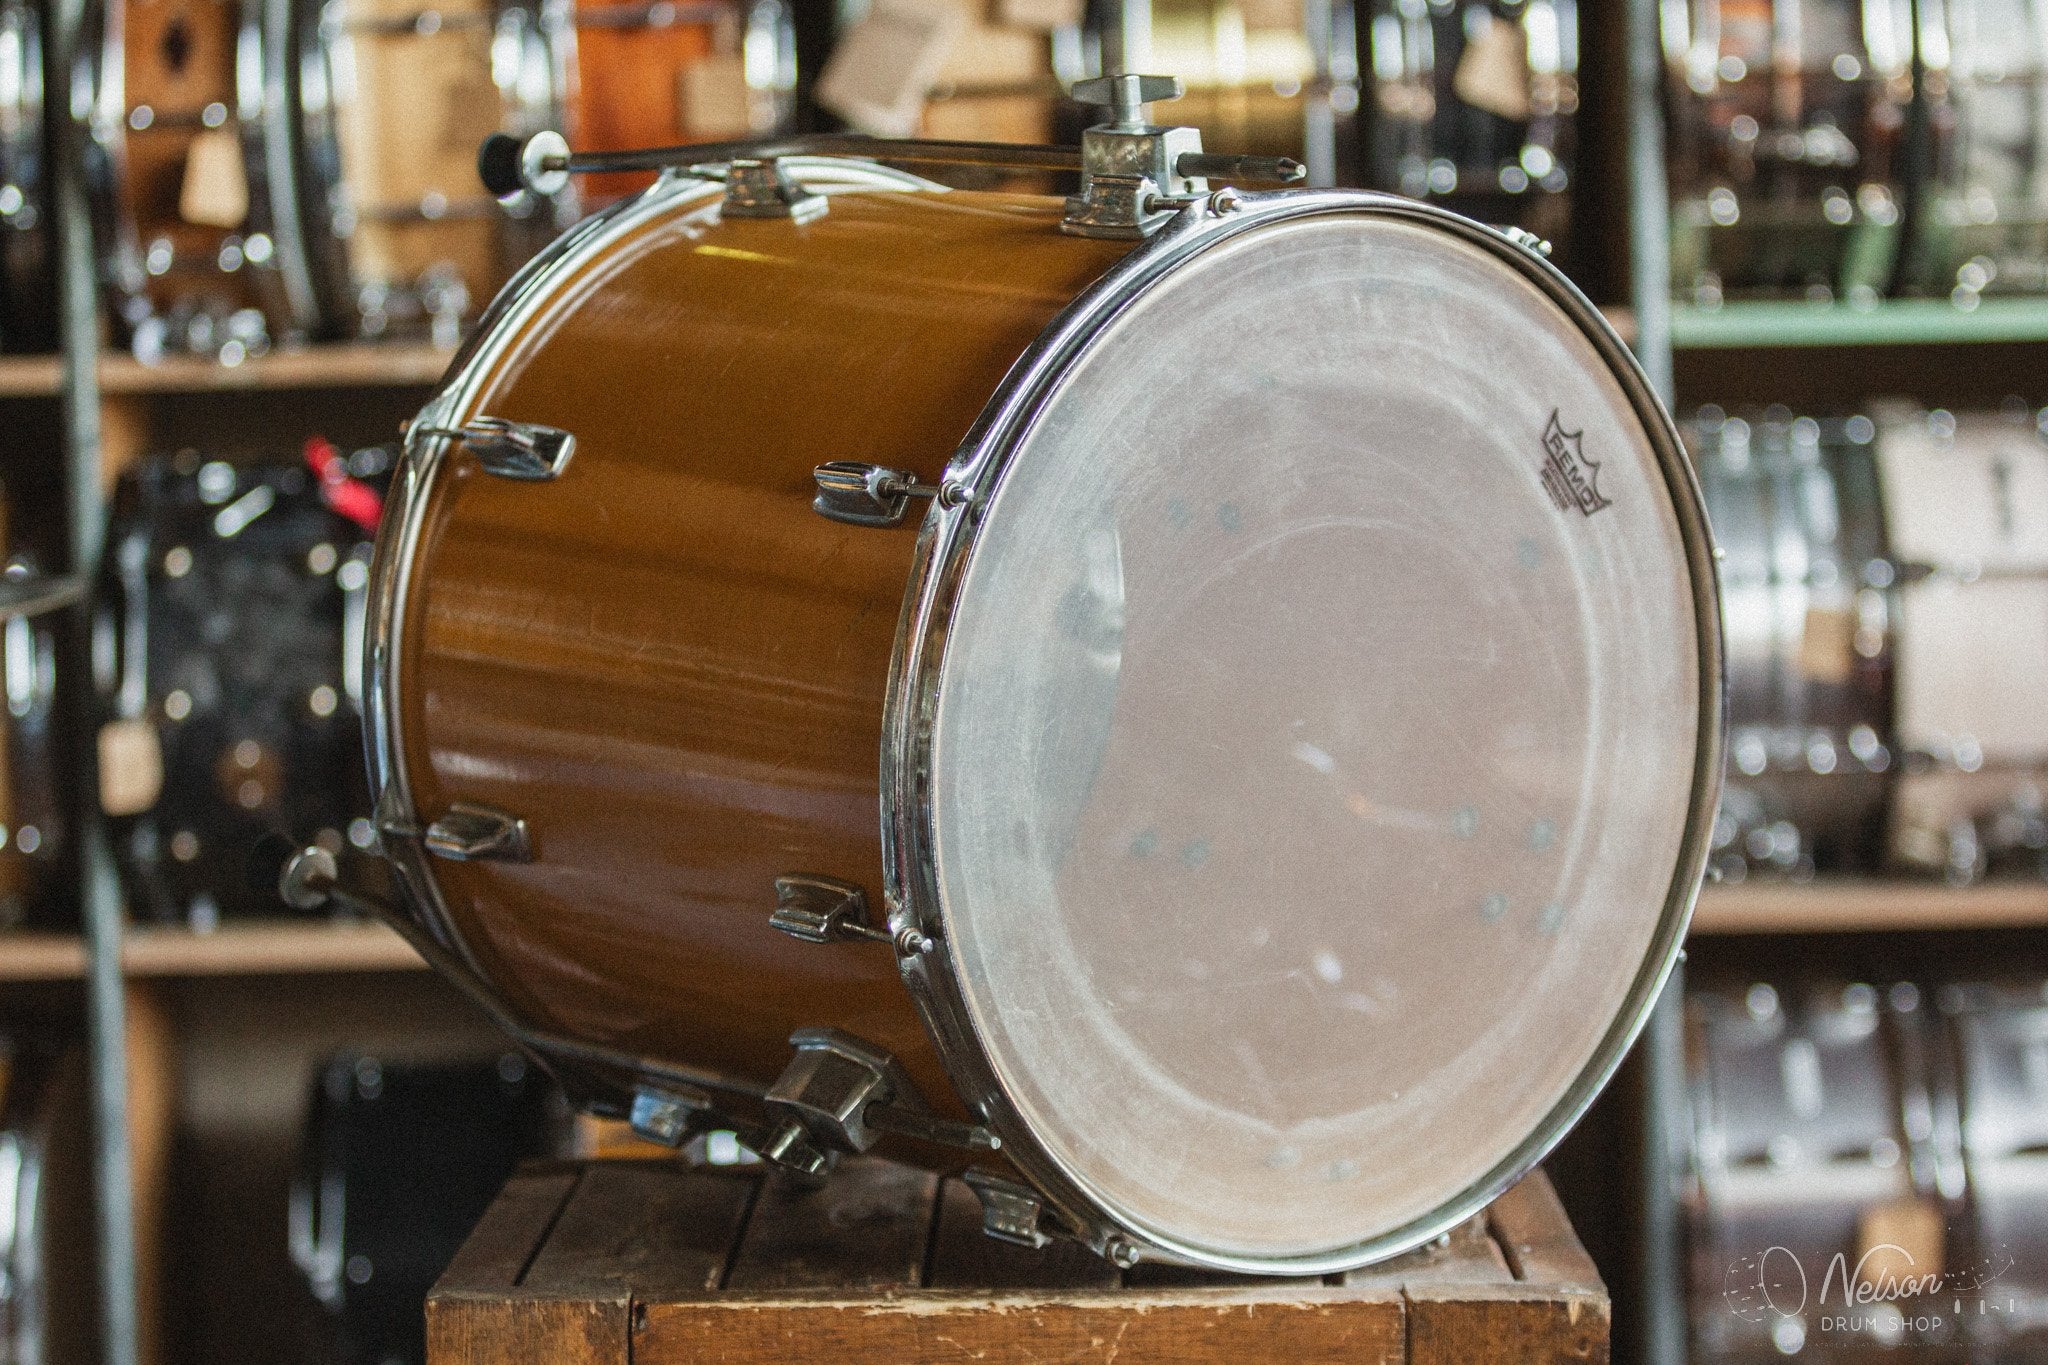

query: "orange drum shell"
(398, 185), (1133, 1143)
(567, 0), (723, 201)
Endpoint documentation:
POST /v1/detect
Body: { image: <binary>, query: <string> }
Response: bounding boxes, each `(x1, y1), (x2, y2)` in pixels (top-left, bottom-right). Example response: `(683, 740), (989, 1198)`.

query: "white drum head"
(922, 209), (1713, 1263)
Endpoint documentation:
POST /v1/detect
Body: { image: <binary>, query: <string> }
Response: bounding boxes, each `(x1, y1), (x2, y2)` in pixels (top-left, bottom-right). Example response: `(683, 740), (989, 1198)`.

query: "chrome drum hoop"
(879, 187), (1726, 1275)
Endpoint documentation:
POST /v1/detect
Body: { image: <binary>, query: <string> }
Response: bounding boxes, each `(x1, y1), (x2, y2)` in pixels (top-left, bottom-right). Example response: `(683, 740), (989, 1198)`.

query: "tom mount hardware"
(312, 79), (1721, 1272)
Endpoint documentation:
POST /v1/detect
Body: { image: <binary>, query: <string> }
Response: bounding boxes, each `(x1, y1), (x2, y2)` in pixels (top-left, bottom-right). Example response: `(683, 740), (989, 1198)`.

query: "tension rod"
(477, 130), (1304, 201)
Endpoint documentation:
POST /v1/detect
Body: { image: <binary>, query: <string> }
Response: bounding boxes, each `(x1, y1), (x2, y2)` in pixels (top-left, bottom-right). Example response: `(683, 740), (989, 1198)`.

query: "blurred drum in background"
(1875, 404), (2048, 882)
(1692, 402), (2048, 883)
(550, 0), (795, 205)
(1939, 981), (2048, 1359)
(1684, 979), (1964, 1363)
(84, 0), (314, 360)
(1907, 0), (2048, 300)
(1662, 0), (1911, 303)
(0, 1042), (94, 1365)
(1150, 0), (1323, 161)
(0, 0), (53, 351)
(291, 1051), (558, 1365)
(1364, 0), (1576, 245)
(96, 445), (387, 924)
(1691, 408), (1891, 879)
(0, 555), (64, 929)
(294, 0), (563, 343)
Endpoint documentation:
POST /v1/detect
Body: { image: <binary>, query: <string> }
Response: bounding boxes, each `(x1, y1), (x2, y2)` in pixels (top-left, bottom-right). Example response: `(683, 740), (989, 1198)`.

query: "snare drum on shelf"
(1150, 0), (1332, 164)
(84, 0), (314, 358)
(1364, 0), (1578, 244)
(95, 449), (388, 925)
(1939, 981), (2048, 1357)
(1662, 0), (1911, 303)
(1877, 405), (2048, 881)
(1909, 0), (2048, 298)
(1685, 980), (1963, 1363)
(0, 0), (52, 351)
(0, 557), (62, 930)
(294, 0), (564, 342)
(549, 0), (795, 206)
(1691, 409), (1892, 878)
(1694, 402), (2048, 883)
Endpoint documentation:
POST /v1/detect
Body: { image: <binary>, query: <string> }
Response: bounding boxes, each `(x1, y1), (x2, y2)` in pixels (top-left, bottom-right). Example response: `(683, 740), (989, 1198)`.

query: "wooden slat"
(429, 1297), (630, 1365)
(1486, 1172), (1603, 1294)
(428, 1166), (616, 1365)
(925, 1176), (1121, 1290)
(435, 1165), (583, 1295)
(1404, 1285), (1608, 1365)
(638, 1289), (1409, 1364)
(520, 1160), (755, 1302)
(723, 1157), (936, 1292)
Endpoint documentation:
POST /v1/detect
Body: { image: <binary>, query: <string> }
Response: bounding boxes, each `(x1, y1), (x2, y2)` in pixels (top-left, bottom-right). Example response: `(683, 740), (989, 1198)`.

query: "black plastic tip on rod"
(479, 132), (527, 198)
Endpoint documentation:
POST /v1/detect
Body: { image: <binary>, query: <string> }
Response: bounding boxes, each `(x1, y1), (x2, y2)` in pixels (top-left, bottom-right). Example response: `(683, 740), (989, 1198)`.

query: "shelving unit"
(1671, 296), (2048, 349)
(0, 923), (425, 982)
(1620, 0), (2048, 1358)
(1693, 881), (2048, 935)
(0, 342), (456, 397)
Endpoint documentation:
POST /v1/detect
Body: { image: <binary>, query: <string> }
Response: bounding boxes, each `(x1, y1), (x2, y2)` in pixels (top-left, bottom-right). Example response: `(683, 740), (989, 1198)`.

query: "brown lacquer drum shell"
(389, 183), (1133, 1125)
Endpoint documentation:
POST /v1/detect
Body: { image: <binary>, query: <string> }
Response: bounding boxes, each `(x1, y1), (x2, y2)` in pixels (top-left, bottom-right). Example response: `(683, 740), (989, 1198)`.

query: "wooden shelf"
(0, 342), (454, 397)
(1693, 879), (2048, 935)
(0, 920), (426, 981)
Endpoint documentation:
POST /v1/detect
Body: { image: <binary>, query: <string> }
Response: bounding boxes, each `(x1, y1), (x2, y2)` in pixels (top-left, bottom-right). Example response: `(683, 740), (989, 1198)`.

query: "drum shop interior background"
(0, 0), (2044, 1359)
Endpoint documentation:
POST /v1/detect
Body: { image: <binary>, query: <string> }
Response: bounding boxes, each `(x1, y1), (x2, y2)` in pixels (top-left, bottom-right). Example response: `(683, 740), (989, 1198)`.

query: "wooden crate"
(428, 1158), (1608, 1364)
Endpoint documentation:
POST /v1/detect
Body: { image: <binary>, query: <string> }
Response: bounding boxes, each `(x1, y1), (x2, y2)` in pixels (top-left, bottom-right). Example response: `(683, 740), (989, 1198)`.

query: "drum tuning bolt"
(811, 461), (965, 529)
(771, 875), (933, 955)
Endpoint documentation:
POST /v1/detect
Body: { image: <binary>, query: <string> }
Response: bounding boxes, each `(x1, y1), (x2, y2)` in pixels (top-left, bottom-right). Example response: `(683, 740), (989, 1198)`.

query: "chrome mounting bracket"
(416, 417), (575, 480)
(754, 1028), (998, 1180)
